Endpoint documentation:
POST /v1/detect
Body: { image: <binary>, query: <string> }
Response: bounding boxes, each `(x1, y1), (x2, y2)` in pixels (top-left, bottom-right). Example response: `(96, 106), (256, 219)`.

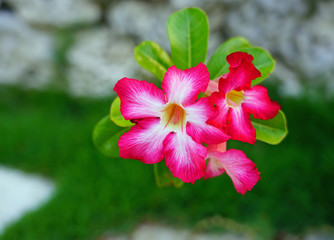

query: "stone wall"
(0, 0), (333, 98)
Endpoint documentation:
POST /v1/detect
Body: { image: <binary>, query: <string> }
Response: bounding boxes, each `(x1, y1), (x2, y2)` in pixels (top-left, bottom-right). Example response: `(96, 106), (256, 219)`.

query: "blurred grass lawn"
(0, 86), (333, 239)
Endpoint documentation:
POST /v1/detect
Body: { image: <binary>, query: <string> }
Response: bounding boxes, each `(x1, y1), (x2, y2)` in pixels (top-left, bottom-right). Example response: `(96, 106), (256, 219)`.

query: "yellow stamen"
(226, 90), (244, 107)
(161, 103), (186, 131)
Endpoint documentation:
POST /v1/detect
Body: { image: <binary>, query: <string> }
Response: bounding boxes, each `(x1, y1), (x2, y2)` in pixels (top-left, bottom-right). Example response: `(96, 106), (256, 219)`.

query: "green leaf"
(134, 41), (173, 81)
(93, 115), (130, 158)
(154, 161), (184, 188)
(240, 47), (275, 85)
(167, 7), (209, 70)
(251, 110), (288, 145)
(110, 97), (134, 127)
(207, 37), (251, 79)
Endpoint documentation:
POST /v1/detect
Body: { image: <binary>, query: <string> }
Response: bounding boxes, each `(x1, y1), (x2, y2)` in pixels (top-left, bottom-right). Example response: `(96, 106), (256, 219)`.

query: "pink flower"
(204, 143), (260, 195)
(114, 63), (230, 183)
(208, 52), (281, 144)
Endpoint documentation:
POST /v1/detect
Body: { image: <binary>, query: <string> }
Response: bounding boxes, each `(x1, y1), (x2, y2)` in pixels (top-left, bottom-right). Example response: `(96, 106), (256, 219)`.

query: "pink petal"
(118, 118), (170, 164)
(228, 106), (256, 144)
(114, 78), (166, 120)
(209, 149), (260, 195)
(207, 142), (227, 153)
(226, 52), (254, 68)
(207, 92), (230, 129)
(204, 143), (227, 179)
(186, 123), (229, 145)
(204, 156), (225, 179)
(161, 63), (210, 106)
(204, 78), (219, 96)
(243, 85), (281, 120)
(219, 54), (261, 93)
(185, 98), (230, 144)
(163, 132), (207, 183)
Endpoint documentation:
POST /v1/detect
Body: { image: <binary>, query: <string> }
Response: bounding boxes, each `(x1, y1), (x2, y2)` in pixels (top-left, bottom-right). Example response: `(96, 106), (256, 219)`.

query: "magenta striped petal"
(226, 51), (254, 68)
(207, 142), (227, 153)
(207, 92), (230, 129)
(204, 156), (225, 179)
(186, 123), (230, 144)
(204, 78), (219, 96)
(185, 98), (230, 144)
(161, 63), (210, 106)
(163, 132), (207, 183)
(219, 53), (261, 93)
(203, 143), (228, 179)
(243, 85), (281, 120)
(228, 106), (256, 144)
(206, 149), (260, 195)
(114, 78), (166, 120)
(118, 118), (170, 164)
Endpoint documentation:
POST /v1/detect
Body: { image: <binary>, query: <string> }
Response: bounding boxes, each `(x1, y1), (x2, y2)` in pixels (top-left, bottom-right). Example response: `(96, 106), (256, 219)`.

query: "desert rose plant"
(93, 8), (288, 194)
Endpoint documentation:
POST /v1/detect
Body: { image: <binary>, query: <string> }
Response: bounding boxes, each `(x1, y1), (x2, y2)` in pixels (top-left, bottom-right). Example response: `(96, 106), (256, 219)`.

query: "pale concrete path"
(102, 223), (334, 240)
(0, 166), (54, 234)
(102, 223), (250, 240)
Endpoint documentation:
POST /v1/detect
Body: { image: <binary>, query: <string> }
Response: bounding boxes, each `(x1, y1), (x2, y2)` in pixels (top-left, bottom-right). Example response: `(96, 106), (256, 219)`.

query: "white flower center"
(161, 103), (186, 131)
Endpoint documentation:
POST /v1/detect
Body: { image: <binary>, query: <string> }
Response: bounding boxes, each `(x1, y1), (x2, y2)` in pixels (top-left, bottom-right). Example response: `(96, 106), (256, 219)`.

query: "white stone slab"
(0, 166), (54, 234)
(131, 223), (250, 240)
(132, 224), (190, 240)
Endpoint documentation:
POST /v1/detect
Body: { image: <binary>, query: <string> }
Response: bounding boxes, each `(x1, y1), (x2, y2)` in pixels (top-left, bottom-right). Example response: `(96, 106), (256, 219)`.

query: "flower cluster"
(114, 52), (280, 194)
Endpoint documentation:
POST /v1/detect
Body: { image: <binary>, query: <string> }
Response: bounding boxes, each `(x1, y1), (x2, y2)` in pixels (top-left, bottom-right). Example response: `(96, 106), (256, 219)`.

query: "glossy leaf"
(93, 115), (130, 158)
(110, 97), (134, 127)
(251, 110), (288, 145)
(207, 37), (251, 79)
(240, 47), (276, 85)
(167, 7), (209, 70)
(134, 41), (173, 81)
(154, 161), (184, 188)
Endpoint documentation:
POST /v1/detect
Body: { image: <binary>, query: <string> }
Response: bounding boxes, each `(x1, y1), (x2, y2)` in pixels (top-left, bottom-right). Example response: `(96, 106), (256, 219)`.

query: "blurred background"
(0, 0), (334, 239)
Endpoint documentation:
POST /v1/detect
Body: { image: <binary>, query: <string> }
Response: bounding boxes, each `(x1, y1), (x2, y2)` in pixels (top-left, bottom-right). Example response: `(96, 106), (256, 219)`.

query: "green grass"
(0, 86), (333, 239)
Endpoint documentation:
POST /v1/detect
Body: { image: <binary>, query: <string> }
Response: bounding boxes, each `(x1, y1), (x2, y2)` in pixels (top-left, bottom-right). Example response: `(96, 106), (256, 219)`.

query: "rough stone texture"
(0, 12), (53, 88)
(67, 28), (139, 98)
(169, 0), (245, 9)
(100, 235), (130, 240)
(5, 0), (100, 27)
(224, 0), (307, 60)
(106, 0), (334, 98)
(0, 166), (54, 234)
(108, 1), (174, 51)
(132, 224), (190, 240)
(303, 231), (334, 240)
(273, 62), (302, 97)
(1, 0), (334, 98)
(223, 0), (334, 97)
(129, 223), (250, 240)
(297, 2), (334, 79)
(107, 1), (226, 58)
(191, 233), (249, 240)
(169, 0), (207, 9)
(101, 225), (334, 240)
